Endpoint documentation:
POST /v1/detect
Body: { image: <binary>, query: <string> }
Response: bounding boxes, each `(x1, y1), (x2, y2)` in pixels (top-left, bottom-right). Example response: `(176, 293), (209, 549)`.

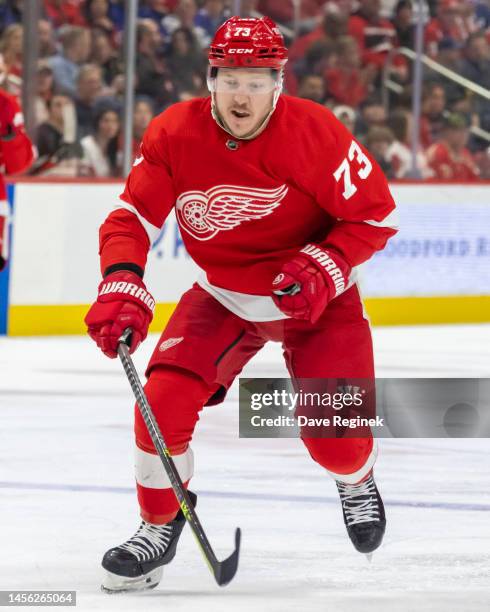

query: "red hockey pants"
(134, 284), (376, 523)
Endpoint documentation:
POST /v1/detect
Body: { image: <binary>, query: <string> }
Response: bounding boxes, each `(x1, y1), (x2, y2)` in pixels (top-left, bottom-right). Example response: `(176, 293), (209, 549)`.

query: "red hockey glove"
(0, 90), (16, 138)
(84, 271), (155, 358)
(271, 244), (351, 323)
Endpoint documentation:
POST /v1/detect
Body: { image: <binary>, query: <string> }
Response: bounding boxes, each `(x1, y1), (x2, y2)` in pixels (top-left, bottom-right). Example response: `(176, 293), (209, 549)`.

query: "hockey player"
(85, 16), (398, 592)
(0, 60), (34, 270)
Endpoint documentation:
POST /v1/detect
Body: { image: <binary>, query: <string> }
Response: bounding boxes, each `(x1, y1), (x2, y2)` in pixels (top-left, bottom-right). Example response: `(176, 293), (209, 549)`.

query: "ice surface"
(1, 325), (489, 611)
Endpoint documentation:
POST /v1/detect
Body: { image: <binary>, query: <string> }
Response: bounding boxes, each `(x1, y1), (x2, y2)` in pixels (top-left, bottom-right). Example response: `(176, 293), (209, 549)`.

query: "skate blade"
(365, 553), (373, 563)
(101, 566), (163, 593)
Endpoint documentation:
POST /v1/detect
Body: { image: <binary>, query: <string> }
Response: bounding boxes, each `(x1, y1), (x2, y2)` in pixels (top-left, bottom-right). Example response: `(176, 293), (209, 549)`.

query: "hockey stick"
(273, 282), (301, 297)
(117, 328), (241, 586)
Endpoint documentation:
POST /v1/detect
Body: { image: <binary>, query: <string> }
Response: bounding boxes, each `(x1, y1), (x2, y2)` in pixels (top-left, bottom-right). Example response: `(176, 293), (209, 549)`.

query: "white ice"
(1, 324), (490, 611)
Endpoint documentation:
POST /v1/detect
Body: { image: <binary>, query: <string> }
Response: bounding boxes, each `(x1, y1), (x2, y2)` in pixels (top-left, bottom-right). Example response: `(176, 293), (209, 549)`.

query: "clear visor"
(209, 69), (279, 95)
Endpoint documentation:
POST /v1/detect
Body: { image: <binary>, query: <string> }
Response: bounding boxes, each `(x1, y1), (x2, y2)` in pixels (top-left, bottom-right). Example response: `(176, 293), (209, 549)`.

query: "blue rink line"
(1, 481), (489, 512)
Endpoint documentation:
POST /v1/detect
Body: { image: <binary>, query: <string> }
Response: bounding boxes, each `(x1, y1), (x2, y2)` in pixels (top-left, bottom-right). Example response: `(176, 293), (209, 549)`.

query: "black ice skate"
(336, 473), (386, 556)
(101, 491), (197, 592)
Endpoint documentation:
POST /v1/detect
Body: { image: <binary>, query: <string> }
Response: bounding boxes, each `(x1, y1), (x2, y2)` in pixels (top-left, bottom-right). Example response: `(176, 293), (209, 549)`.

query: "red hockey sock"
(302, 437), (377, 484)
(134, 367), (213, 524)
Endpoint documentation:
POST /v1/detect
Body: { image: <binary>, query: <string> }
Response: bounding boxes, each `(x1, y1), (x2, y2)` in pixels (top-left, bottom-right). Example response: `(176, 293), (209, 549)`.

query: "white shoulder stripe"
(364, 209), (399, 230)
(114, 200), (162, 244)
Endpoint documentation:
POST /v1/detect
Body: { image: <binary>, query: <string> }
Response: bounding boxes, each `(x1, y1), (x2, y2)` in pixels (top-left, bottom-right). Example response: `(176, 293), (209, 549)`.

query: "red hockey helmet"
(208, 16), (288, 70)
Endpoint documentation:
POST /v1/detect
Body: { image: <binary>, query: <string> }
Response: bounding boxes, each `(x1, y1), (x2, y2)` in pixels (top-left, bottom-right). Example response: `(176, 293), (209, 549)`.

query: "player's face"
(214, 68), (276, 138)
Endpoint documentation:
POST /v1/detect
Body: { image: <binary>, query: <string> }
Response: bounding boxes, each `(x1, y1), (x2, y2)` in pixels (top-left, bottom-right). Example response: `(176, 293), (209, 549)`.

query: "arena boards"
(2, 181), (489, 335)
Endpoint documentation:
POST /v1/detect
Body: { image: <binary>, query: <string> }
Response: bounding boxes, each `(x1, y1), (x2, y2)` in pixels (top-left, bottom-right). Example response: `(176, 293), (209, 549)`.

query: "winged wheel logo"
(176, 184), (288, 241)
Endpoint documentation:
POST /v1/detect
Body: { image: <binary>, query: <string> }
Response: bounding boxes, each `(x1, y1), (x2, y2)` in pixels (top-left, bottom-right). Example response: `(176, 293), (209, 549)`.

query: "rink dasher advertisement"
(1, 182), (489, 334)
(363, 184), (490, 296)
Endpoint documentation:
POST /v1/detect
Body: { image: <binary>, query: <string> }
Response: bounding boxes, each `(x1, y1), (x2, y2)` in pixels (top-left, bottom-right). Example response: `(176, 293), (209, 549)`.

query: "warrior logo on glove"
(272, 244), (351, 324)
(84, 271), (155, 358)
(300, 244), (346, 296)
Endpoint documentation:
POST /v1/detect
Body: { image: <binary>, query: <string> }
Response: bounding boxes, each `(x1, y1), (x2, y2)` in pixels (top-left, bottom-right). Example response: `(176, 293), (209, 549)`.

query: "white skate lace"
(337, 476), (379, 526)
(118, 521), (174, 562)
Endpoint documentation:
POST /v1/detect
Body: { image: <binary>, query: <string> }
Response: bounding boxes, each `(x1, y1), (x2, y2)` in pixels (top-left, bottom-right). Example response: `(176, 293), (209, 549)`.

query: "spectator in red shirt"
(425, 0), (467, 58)
(289, 7), (348, 66)
(325, 35), (377, 106)
(286, 9), (348, 95)
(427, 112), (480, 180)
(348, 0), (398, 70)
(44, 0), (87, 28)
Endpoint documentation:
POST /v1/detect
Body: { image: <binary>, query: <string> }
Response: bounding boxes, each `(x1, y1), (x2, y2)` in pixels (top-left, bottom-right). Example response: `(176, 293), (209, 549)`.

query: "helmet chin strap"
(209, 70), (284, 141)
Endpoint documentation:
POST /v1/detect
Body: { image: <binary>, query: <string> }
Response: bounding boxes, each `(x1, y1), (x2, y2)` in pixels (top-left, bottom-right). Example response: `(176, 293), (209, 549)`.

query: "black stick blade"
(214, 528), (241, 586)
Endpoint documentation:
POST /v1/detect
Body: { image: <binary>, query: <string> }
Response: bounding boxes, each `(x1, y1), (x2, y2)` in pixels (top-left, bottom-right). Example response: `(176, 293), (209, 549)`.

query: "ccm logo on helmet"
(229, 48), (254, 54)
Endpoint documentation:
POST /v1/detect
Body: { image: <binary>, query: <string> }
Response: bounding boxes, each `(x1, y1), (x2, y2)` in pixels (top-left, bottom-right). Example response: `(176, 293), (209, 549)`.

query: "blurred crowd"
(0, 0), (489, 179)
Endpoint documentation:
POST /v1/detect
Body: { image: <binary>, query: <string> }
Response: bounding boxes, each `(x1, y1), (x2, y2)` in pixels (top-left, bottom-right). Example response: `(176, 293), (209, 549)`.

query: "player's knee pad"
(302, 437), (377, 483)
(135, 366), (212, 454)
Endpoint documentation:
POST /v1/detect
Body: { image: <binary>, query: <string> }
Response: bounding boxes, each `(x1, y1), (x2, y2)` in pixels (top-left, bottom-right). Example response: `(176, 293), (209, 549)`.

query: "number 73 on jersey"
(333, 139), (373, 200)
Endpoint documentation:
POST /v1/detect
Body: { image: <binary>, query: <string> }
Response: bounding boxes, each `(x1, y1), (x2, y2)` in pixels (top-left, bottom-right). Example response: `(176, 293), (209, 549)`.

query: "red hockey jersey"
(0, 91), (35, 265)
(427, 142), (480, 181)
(100, 95), (397, 321)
